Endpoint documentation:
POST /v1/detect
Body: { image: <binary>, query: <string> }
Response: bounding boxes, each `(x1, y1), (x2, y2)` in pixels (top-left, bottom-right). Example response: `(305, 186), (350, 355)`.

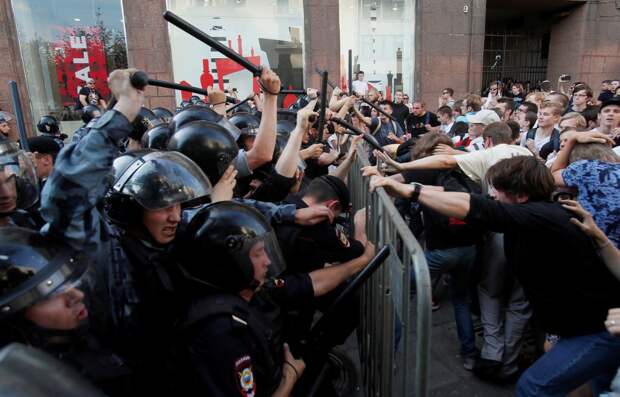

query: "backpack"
(526, 127), (561, 152)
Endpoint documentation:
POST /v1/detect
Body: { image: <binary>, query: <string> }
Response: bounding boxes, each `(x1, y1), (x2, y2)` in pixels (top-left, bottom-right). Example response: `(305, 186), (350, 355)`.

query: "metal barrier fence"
(347, 145), (432, 397)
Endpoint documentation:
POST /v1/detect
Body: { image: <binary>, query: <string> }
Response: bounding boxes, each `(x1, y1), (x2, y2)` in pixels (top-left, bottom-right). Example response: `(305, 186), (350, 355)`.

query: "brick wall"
(122, 0), (176, 110)
(547, 1), (620, 93)
(303, 0), (341, 91)
(415, 0), (487, 110)
(0, 0), (32, 139)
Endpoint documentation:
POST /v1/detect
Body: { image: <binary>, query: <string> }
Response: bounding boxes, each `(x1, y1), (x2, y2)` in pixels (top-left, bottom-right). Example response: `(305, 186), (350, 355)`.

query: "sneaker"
(473, 357), (502, 379)
(463, 356), (476, 371)
(431, 299), (441, 311)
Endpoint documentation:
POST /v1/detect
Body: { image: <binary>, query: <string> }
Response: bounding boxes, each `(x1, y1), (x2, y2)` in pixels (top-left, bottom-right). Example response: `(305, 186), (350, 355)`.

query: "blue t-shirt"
(562, 160), (620, 247)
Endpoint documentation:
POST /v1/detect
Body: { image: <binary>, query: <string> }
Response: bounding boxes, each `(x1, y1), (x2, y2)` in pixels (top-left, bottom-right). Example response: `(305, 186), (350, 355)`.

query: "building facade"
(0, 0), (619, 139)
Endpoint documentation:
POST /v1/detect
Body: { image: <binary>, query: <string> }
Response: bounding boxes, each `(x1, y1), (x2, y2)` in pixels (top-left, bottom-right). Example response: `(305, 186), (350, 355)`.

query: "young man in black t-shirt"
(405, 101), (440, 138)
(77, 78), (107, 109)
(391, 91), (410, 130)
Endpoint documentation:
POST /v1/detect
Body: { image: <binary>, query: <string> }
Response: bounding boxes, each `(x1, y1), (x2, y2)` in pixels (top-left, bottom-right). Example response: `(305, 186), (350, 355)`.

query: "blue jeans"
(424, 246), (477, 357)
(517, 331), (620, 397)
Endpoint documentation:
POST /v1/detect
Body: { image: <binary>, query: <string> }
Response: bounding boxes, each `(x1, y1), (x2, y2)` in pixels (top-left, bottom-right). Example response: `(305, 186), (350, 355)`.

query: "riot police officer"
(0, 138), (39, 229)
(36, 115), (66, 148)
(72, 105), (101, 143)
(173, 201), (375, 396)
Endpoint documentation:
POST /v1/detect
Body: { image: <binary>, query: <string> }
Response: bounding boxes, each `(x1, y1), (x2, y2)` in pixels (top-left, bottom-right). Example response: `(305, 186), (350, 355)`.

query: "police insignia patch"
(235, 355), (256, 397)
(335, 225), (350, 248)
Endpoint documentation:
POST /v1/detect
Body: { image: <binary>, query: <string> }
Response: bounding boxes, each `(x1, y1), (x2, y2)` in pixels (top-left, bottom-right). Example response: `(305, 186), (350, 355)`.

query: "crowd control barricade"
(347, 144), (432, 397)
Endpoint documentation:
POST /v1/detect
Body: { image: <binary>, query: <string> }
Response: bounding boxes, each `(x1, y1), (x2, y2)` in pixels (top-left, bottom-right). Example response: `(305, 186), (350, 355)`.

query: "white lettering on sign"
(70, 35), (91, 83)
(70, 36), (87, 49)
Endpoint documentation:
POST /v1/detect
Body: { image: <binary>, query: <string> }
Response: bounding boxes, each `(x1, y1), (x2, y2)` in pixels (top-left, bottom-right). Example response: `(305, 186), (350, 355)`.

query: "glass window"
(166, 0), (304, 105)
(11, 0), (128, 131)
(340, 0), (415, 100)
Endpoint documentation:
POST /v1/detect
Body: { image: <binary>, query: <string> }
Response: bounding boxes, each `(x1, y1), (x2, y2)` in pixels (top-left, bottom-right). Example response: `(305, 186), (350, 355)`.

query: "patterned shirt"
(562, 160), (620, 247)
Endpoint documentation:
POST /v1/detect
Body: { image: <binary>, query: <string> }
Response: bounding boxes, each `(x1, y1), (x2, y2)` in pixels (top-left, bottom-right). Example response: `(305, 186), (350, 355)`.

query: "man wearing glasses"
(77, 78), (107, 109)
(569, 86), (594, 116)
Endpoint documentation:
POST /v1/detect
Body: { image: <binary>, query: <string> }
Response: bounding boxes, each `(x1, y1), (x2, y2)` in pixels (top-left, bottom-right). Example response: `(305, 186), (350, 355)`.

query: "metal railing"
(347, 145), (432, 397)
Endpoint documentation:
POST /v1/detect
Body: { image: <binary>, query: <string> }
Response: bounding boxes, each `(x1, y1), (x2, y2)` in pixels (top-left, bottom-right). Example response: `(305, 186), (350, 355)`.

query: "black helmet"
(229, 112), (260, 138)
(170, 105), (241, 140)
(141, 124), (172, 150)
(178, 201), (285, 293)
(36, 115), (60, 136)
(0, 227), (87, 319)
(0, 141), (38, 213)
(81, 105), (101, 124)
(189, 95), (202, 105)
(276, 119), (296, 139)
(129, 107), (162, 141)
(152, 107), (174, 124)
(168, 120), (238, 185)
(105, 150), (212, 226)
(178, 100), (191, 110)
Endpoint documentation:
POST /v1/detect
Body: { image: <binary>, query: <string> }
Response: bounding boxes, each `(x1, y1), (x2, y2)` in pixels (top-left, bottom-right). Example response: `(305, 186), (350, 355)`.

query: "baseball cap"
(466, 109), (501, 125)
(600, 96), (620, 112)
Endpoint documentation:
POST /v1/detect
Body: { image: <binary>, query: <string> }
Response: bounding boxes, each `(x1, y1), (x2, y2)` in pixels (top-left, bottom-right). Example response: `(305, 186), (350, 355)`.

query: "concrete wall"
(122, 0), (176, 110)
(0, 0), (32, 138)
(415, 0), (486, 109)
(547, 0), (620, 90)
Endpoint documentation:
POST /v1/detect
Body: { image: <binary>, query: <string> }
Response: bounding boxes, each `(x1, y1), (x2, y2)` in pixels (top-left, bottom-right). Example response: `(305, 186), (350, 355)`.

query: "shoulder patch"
(335, 225), (350, 248)
(235, 355), (256, 397)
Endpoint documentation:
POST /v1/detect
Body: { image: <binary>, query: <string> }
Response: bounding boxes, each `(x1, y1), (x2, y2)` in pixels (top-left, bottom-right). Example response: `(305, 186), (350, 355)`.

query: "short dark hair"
(357, 71), (364, 75)
(443, 88), (454, 96)
(603, 80), (612, 84)
(437, 106), (452, 117)
(379, 100), (393, 109)
(574, 86), (594, 98)
(582, 106), (600, 125)
(482, 122), (512, 145)
(506, 120), (521, 141)
(486, 156), (555, 201)
(497, 97), (515, 111)
(411, 132), (453, 160)
(304, 175), (350, 209)
(524, 111), (538, 130)
(520, 101), (538, 114)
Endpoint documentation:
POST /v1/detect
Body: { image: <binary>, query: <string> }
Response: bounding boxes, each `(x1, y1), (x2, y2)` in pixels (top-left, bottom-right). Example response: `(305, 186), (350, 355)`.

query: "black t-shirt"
(406, 111), (440, 138)
(598, 90), (614, 103)
(78, 87), (102, 108)
(403, 168), (482, 250)
(391, 102), (409, 130)
(465, 195), (620, 337)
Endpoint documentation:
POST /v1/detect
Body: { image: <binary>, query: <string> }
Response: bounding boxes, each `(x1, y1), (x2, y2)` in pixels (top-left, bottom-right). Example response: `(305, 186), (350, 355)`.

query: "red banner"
(53, 26), (109, 106)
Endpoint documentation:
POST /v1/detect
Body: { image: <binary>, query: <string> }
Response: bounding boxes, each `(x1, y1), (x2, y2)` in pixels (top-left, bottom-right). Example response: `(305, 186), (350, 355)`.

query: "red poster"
(54, 26), (109, 106)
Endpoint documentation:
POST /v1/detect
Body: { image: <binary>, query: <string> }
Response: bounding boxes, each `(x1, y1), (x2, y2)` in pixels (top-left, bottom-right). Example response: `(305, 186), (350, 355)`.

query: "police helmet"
(105, 150), (212, 226)
(276, 119), (296, 139)
(189, 95), (202, 105)
(0, 227), (88, 320)
(0, 141), (38, 213)
(167, 120), (238, 185)
(178, 201), (286, 293)
(170, 105), (241, 140)
(141, 124), (172, 150)
(129, 107), (162, 141)
(152, 107), (174, 124)
(36, 116), (60, 136)
(80, 105), (101, 124)
(229, 112), (260, 137)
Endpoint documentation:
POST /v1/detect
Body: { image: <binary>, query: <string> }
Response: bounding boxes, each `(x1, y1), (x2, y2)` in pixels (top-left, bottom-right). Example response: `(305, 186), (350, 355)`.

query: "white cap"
(466, 109), (501, 125)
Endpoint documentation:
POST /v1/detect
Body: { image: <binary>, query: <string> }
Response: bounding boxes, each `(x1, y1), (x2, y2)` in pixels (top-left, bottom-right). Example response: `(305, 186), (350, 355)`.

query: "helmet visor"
(229, 230), (286, 286)
(117, 151), (212, 210)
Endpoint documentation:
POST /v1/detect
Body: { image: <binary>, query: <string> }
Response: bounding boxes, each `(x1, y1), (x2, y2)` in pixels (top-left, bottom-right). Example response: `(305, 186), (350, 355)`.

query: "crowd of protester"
(0, 63), (619, 397)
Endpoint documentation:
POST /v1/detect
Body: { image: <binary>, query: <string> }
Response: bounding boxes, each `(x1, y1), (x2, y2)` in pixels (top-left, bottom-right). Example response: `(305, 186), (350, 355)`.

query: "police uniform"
(180, 275), (314, 397)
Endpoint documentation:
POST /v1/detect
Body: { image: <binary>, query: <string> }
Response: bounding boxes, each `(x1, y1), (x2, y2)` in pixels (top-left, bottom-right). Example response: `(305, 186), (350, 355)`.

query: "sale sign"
(53, 26), (110, 106)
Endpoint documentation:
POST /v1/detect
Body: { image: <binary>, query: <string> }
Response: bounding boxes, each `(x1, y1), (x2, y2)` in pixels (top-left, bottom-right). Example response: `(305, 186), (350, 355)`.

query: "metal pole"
(348, 49), (353, 95)
(8, 81), (29, 152)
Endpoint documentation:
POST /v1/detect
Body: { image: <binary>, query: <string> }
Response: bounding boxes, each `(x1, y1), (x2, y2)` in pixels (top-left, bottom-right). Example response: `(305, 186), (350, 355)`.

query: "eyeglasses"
(442, 91), (449, 95)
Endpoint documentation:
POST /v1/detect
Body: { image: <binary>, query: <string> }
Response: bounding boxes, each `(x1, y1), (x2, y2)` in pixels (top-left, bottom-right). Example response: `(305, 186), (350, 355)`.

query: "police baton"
(360, 97), (397, 122)
(298, 246), (391, 396)
(163, 11), (262, 77)
(317, 70), (328, 143)
(8, 81), (30, 152)
(106, 70), (149, 111)
(314, 67), (338, 89)
(147, 78), (236, 103)
(330, 117), (385, 153)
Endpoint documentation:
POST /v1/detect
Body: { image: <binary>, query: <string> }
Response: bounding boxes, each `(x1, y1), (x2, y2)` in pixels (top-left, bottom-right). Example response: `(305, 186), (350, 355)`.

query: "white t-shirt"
(352, 80), (368, 96)
(440, 121), (454, 134)
(466, 136), (485, 152)
(455, 144), (533, 191)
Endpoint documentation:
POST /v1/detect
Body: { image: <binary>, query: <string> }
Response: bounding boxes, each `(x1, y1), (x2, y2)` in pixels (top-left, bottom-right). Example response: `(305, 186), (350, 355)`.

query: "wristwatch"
(410, 182), (423, 202)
